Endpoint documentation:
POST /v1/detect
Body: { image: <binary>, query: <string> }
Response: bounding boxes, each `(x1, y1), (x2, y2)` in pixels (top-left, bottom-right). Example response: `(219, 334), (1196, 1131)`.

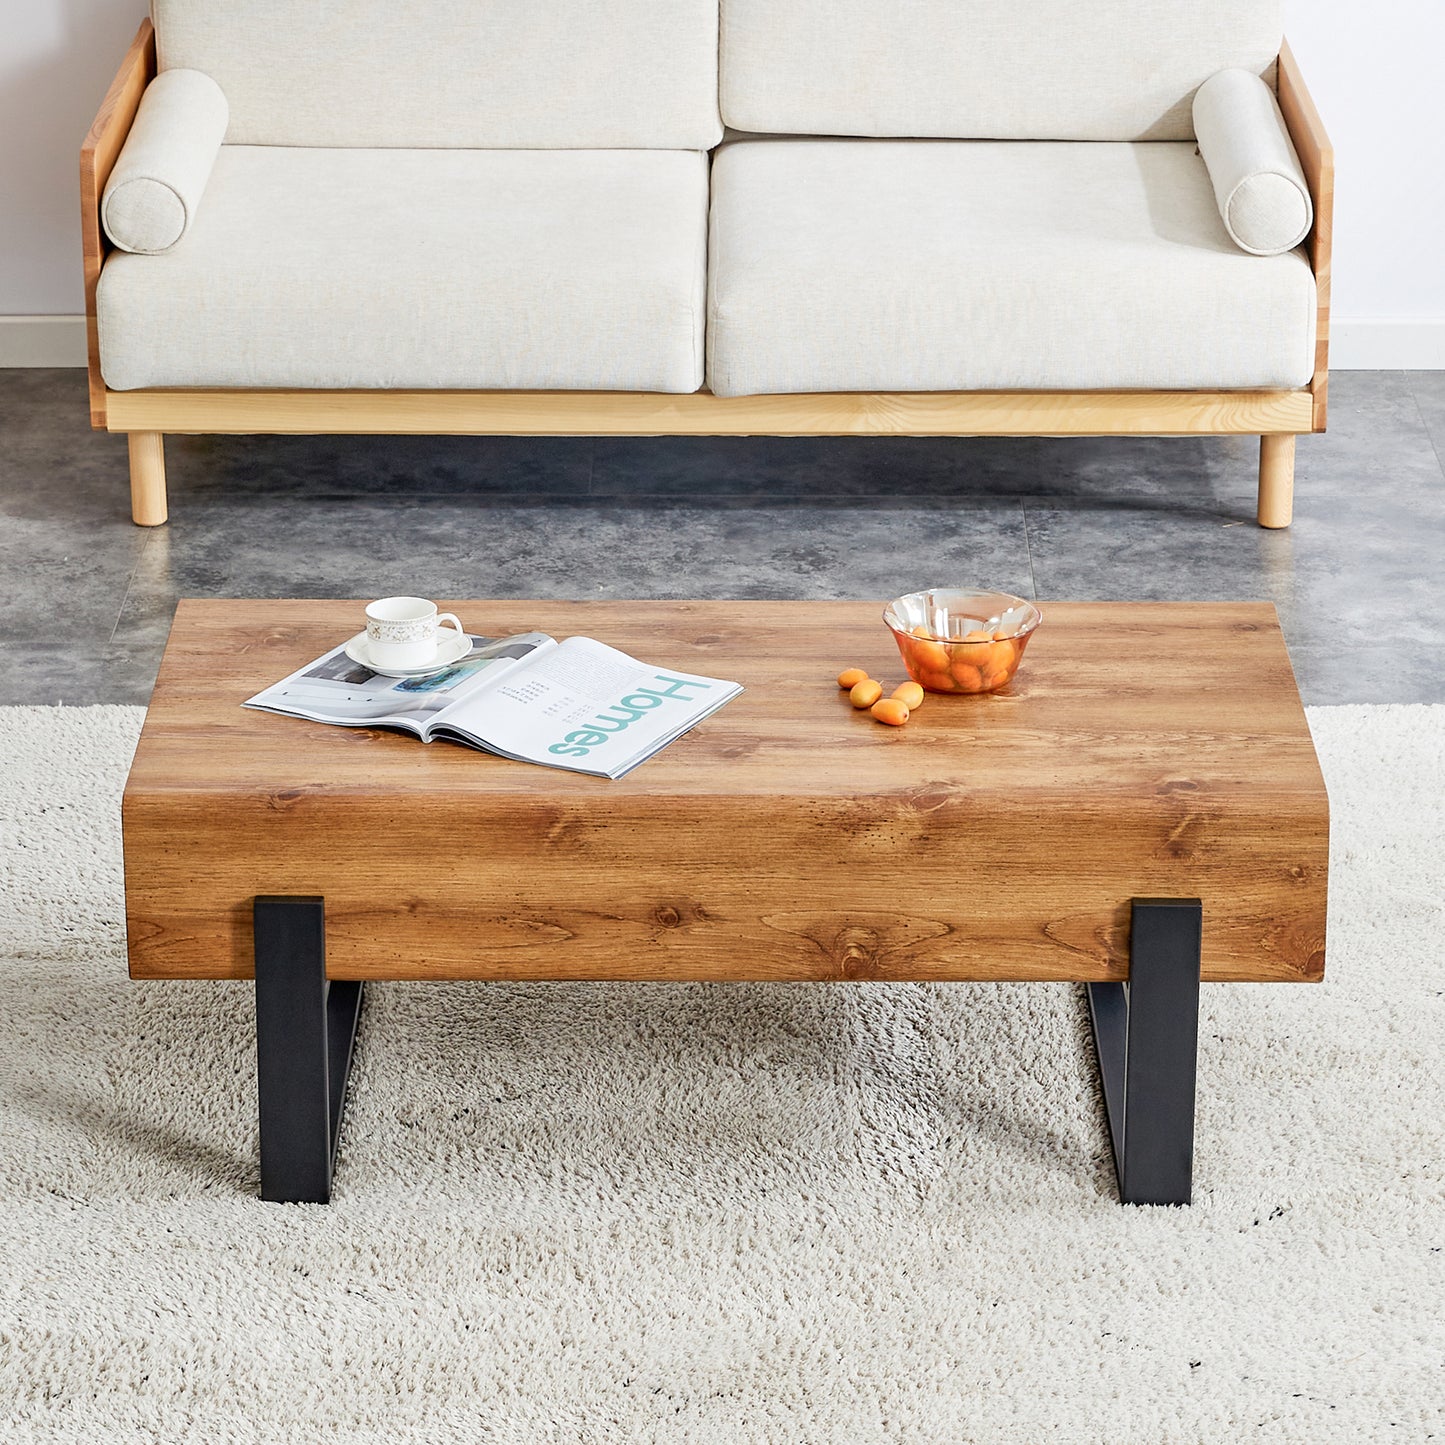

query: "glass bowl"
(883, 589), (1042, 695)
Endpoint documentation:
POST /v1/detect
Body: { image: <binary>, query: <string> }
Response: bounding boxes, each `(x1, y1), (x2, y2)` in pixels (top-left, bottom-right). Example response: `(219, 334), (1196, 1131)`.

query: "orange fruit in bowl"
(964, 639), (1016, 674)
(885, 590), (1041, 698)
(908, 639), (953, 674)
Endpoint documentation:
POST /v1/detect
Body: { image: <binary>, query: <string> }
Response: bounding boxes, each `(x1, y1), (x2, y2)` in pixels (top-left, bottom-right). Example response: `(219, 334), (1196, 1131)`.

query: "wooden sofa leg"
(127, 432), (168, 526)
(1257, 435), (1296, 529)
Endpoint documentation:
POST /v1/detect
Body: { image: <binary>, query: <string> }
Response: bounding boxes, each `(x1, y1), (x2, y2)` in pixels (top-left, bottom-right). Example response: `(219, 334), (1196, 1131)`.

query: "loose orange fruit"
(849, 678), (883, 709)
(870, 698), (910, 726)
(837, 667), (869, 690)
(892, 681), (925, 710)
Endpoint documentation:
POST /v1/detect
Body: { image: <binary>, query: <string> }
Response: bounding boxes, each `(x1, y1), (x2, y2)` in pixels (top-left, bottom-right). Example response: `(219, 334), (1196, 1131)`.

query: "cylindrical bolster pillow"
(102, 70), (228, 255)
(1194, 69), (1313, 257)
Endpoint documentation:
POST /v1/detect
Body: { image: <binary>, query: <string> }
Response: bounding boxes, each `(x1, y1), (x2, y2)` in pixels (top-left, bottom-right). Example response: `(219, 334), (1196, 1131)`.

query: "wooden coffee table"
(123, 599), (1329, 1207)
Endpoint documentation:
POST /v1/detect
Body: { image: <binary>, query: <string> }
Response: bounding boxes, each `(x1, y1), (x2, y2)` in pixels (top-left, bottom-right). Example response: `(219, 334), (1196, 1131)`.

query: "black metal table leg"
(1086, 898), (1202, 1206)
(254, 896), (363, 1204)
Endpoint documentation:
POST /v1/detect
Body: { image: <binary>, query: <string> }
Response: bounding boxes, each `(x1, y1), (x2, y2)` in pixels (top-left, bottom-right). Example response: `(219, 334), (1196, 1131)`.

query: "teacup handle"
(436, 613), (465, 641)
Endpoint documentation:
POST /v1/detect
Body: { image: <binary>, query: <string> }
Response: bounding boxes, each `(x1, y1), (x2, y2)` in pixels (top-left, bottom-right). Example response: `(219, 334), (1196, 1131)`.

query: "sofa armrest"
(1277, 39), (1334, 430)
(102, 70), (228, 255)
(1194, 69), (1313, 257)
(81, 17), (155, 428)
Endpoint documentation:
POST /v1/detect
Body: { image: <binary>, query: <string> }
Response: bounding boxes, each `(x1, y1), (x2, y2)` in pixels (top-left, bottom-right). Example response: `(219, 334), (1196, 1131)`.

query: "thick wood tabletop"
(124, 599), (1328, 985)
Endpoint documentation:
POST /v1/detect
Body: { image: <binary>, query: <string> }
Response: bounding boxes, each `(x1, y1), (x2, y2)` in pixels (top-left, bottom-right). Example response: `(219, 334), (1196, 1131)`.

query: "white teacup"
(364, 597), (464, 669)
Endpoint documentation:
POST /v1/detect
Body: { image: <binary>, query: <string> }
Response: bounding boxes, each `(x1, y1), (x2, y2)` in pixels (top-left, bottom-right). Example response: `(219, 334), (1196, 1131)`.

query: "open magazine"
(243, 633), (742, 779)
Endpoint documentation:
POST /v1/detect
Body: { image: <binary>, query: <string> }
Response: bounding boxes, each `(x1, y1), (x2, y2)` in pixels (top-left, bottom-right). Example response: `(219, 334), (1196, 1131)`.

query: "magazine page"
(435, 636), (743, 778)
(242, 634), (554, 732)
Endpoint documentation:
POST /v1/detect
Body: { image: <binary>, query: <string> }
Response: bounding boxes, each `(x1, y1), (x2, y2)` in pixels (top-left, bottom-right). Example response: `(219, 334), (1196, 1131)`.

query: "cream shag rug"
(0, 705), (1441, 1444)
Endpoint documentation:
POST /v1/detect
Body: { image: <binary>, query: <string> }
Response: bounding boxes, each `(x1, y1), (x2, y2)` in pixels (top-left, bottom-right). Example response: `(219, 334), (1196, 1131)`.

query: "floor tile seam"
(584, 436), (598, 497)
(1020, 498), (1041, 600)
(1404, 373), (1445, 478)
(172, 490), (596, 501)
(569, 489), (1081, 505)
(106, 530), (151, 646)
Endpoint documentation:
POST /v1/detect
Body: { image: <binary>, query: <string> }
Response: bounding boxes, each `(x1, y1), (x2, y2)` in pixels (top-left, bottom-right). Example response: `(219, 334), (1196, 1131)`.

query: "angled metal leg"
(1087, 898), (1202, 1206)
(254, 896), (363, 1204)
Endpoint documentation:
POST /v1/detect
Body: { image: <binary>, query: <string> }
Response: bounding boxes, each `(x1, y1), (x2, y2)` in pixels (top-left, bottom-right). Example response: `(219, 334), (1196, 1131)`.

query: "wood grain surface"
(81, 17), (154, 430)
(1257, 433), (1297, 529)
(1278, 39), (1334, 432)
(126, 431), (167, 526)
(103, 387), (1318, 439)
(123, 601), (1329, 985)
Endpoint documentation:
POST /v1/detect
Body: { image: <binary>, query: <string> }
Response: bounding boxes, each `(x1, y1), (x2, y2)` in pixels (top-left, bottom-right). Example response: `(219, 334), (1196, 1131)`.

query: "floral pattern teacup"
(364, 597), (464, 669)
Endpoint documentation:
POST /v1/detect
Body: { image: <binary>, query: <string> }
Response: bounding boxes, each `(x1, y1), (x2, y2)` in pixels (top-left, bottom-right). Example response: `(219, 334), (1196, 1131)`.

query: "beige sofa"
(82, 1), (1332, 528)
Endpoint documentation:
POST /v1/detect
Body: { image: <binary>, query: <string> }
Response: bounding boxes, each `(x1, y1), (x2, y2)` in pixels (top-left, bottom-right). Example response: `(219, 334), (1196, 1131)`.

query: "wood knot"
(711, 739), (759, 760)
(762, 912), (951, 977)
(544, 813), (584, 846)
(1163, 811), (1205, 858)
(652, 902), (709, 929)
(837, 927), (881, 975)
(907, 783), (960, 813)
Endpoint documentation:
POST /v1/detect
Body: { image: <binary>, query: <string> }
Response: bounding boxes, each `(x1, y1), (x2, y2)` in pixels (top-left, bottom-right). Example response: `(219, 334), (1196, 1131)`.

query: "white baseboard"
(0, 316), (87, 367)
(4, 313), (1444, 372)
(1329, 320), (1445, 370)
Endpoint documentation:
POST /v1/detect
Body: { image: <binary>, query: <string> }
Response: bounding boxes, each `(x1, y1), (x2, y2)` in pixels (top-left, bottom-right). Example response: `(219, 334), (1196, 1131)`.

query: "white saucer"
(343, 630), (473, 678)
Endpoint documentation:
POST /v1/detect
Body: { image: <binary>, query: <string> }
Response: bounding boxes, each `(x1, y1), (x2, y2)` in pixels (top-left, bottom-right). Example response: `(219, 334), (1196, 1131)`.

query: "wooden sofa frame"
(83, 20), (1333, 529)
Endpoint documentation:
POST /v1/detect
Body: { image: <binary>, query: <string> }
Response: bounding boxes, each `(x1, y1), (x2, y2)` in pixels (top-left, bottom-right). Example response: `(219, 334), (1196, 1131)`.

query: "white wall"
(1, 0), (147, 355)
(1, 0), (1442, 365)
(1284, 0), (1445, 365)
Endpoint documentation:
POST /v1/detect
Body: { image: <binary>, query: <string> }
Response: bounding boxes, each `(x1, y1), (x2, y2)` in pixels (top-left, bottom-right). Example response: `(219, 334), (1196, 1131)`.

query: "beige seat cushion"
(707, 139), (1317, 397)
(99, 147), (709, 392)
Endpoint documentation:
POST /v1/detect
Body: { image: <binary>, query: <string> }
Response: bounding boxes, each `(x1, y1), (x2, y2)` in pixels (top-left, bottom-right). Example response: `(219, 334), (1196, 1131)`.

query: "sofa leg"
(1257, 435), (1296, 529)
(128, 432), (168, 526)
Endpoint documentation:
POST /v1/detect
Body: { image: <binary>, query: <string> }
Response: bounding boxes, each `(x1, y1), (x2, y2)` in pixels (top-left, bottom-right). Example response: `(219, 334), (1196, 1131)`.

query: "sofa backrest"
(151, 0), (722, 149)
(720, 0), (1283, 142)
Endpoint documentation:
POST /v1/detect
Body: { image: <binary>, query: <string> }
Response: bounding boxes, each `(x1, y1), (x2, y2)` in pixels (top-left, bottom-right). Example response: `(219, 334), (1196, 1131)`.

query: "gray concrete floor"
(1, 368), (1442, 706)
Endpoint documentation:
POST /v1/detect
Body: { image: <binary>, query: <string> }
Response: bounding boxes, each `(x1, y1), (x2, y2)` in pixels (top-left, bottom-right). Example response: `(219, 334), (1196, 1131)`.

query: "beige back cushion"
(721, 0), (1282, 141)
(152, 0), (723, 149)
